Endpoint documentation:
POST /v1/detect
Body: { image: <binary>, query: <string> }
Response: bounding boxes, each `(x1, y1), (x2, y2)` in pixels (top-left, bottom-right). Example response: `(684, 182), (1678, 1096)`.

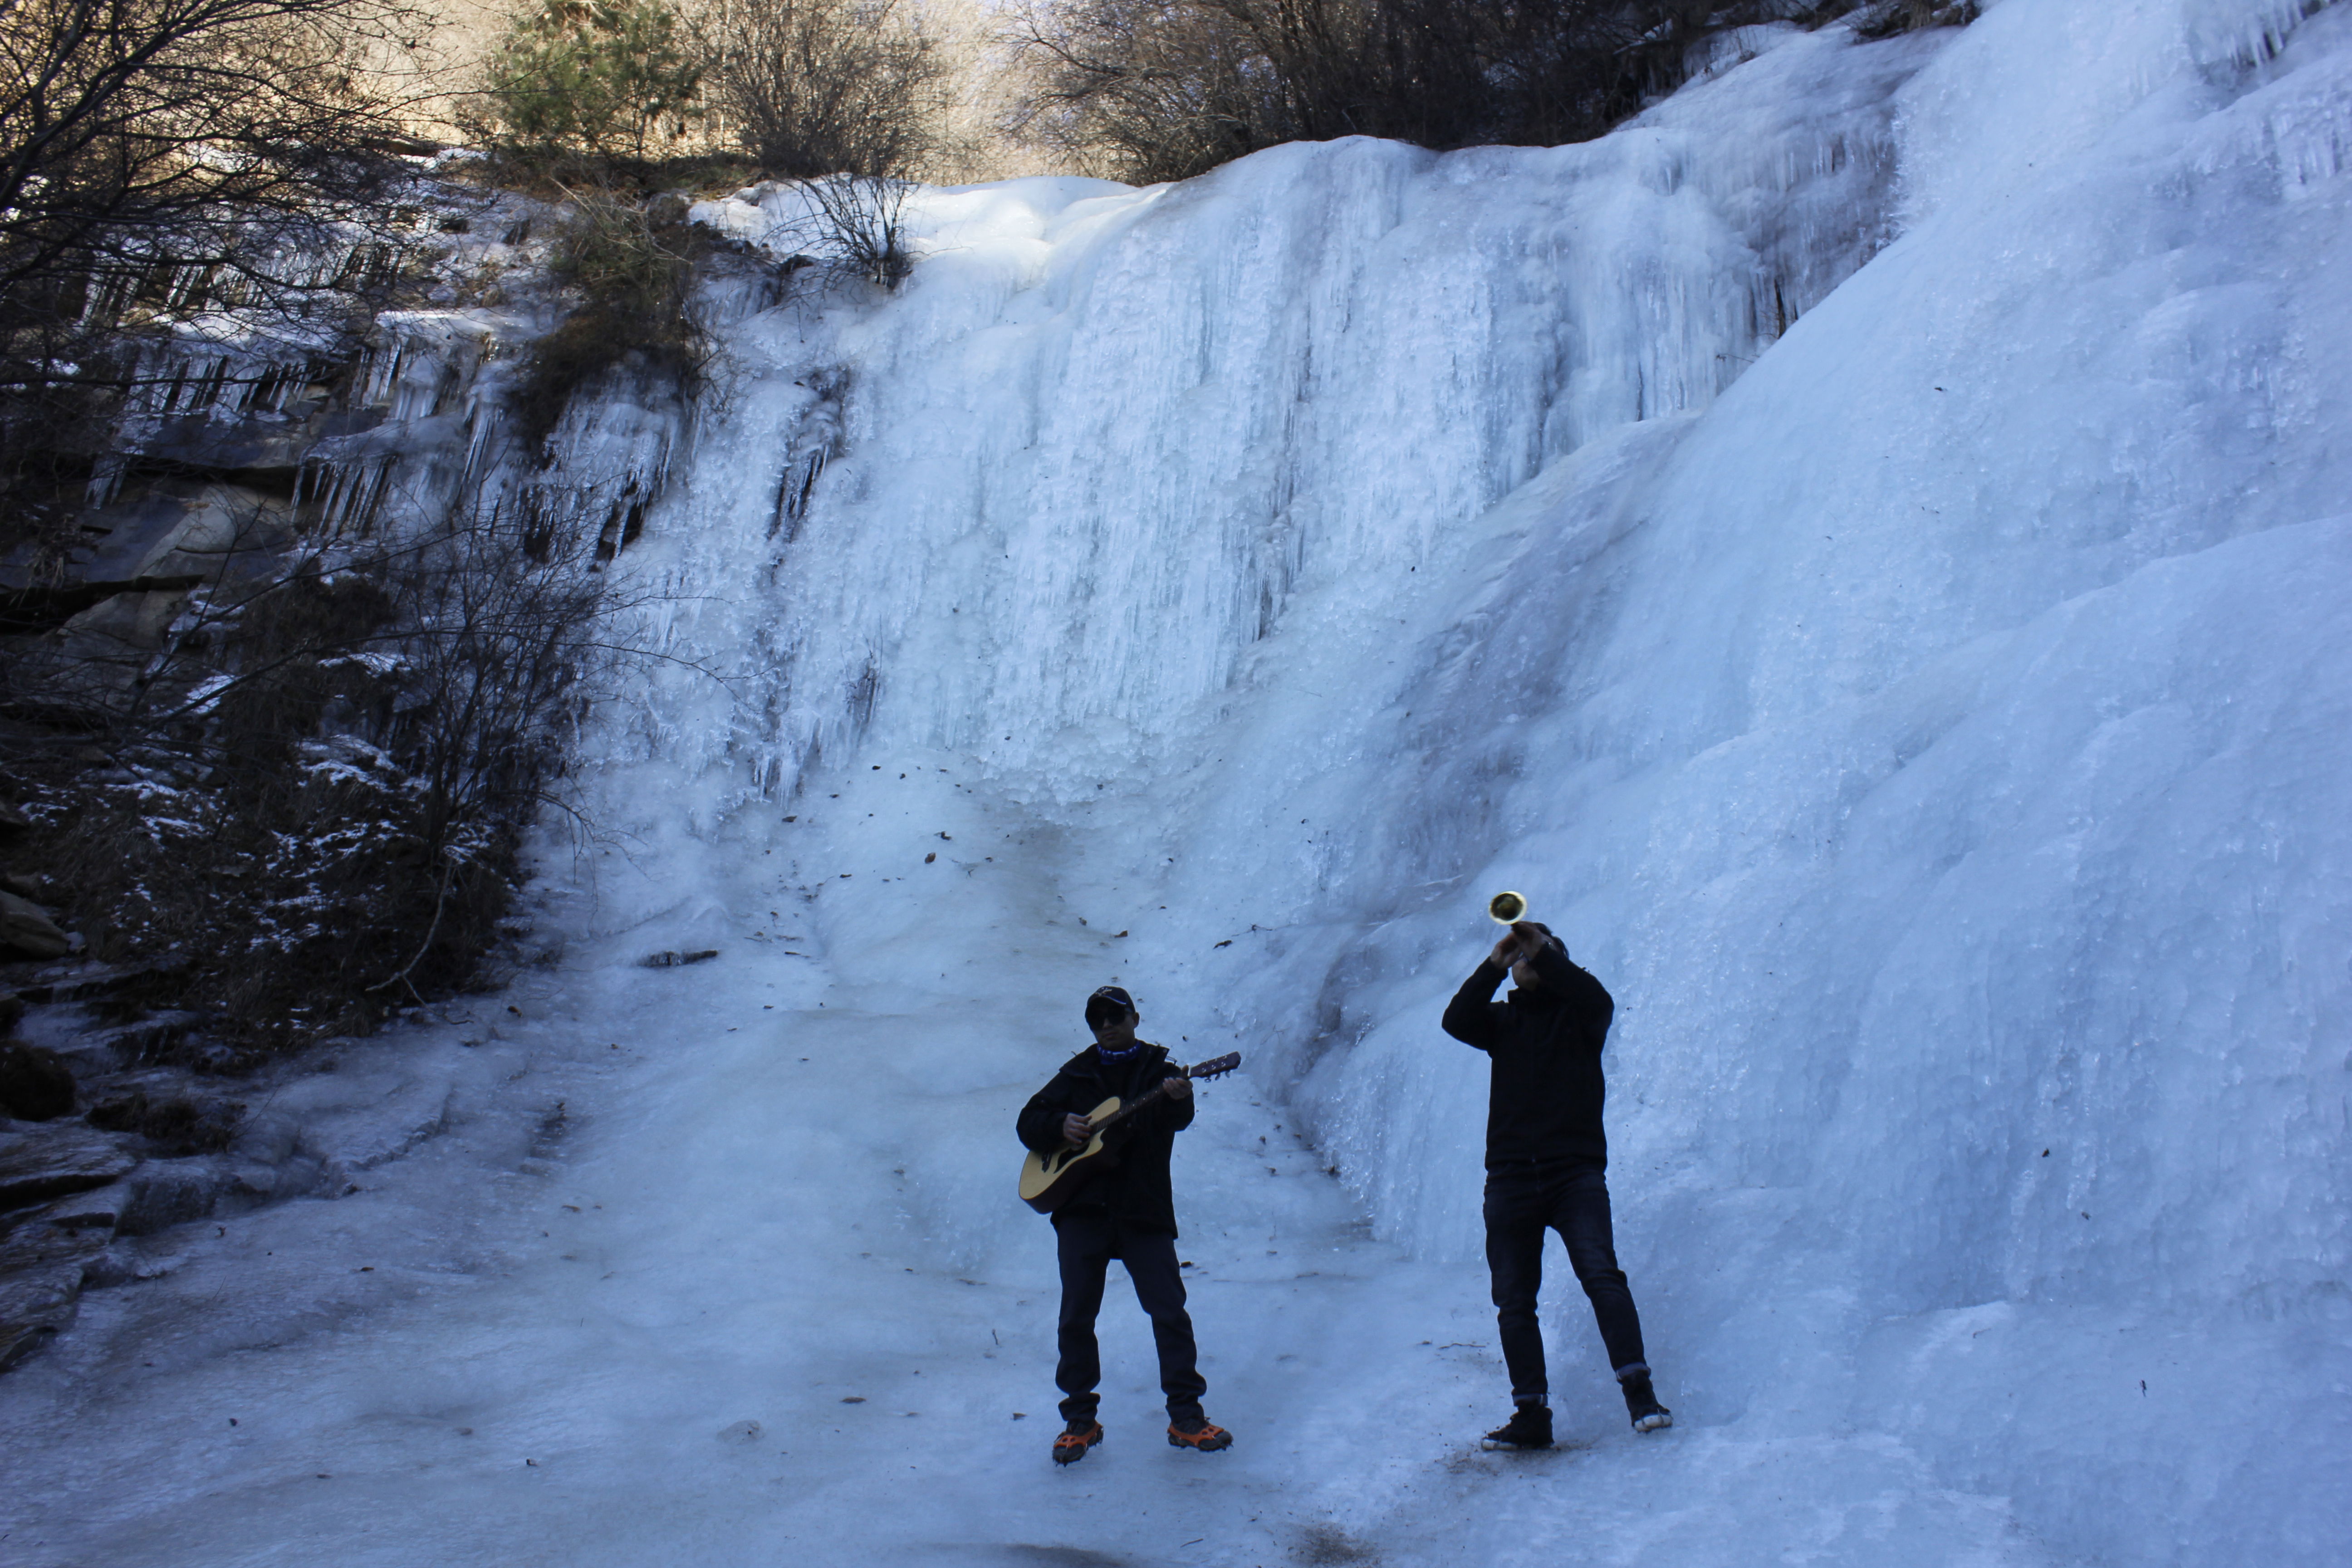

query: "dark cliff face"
(0, 180), (704, 1029)
(0, 181), (732, 1375)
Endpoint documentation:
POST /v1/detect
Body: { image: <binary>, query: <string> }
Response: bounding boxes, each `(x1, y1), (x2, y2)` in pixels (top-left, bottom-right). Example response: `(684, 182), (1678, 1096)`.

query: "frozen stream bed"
(0, 828), (2055, 1568)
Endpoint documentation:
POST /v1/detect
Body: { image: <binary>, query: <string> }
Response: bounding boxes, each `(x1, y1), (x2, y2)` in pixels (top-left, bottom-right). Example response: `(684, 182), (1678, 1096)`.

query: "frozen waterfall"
(4, 2), (2347, 1564)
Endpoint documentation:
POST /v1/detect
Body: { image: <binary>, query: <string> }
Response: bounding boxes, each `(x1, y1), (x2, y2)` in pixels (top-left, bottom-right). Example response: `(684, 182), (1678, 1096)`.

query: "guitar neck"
(1093, 1072), (1186, 1134)
(1082, 1052), (1236, 1137)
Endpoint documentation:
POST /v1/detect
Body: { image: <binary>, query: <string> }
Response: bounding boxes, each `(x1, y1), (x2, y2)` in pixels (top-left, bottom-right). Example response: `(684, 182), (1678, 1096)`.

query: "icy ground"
(0, 859), (2059, 1568)
(6, 0), (2352, 1563)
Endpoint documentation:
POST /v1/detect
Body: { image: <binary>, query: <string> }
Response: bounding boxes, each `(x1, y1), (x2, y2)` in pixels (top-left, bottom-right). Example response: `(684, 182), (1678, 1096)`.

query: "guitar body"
(1015, 1052), (1241, 1215)
(1018, 1097), (1123, 1214)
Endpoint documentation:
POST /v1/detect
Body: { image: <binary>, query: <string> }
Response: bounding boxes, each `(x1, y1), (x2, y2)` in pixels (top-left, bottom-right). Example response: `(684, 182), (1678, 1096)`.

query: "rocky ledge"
(0, 956), (499, 1371)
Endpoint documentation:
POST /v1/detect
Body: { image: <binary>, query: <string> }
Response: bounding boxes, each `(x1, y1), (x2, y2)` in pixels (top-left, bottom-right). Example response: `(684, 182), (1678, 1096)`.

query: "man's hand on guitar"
(1019, 1053), (1240, 1215)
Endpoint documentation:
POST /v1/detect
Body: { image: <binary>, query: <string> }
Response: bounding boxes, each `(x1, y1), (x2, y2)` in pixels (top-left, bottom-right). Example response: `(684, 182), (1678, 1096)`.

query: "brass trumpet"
(1487, 891), (1529, 925)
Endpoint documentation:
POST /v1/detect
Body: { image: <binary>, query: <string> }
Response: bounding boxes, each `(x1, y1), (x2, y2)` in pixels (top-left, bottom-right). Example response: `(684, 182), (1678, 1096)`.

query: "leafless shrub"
(0, 0), (431, 559)
(789, 174), (916, 289)
(1007, 0), (1924, 184)
(1848, 0), (1979, 39)
(701, 0), (952, 179)
(5, 482), (680, 1055)
(507, 186), (715, 452)
(1007, 0), (1278, 183)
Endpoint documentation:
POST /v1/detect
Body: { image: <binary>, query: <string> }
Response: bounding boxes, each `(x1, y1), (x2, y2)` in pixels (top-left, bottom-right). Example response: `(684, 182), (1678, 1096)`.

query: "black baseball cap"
(1084, 985), (1136, 1026)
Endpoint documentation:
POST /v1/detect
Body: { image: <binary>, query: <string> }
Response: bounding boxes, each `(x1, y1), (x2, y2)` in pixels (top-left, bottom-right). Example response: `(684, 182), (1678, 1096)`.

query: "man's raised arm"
(1442, 957), (1510, 1050)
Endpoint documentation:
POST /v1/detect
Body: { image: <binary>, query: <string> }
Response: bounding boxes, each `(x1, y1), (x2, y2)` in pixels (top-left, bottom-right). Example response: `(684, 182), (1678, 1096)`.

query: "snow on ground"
(0, 847), (2047, 1568)
(5, 1), (2351, 1563)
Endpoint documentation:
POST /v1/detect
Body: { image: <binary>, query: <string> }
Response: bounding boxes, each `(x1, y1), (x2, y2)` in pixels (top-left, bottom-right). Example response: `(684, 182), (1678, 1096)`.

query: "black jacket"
(1016, 1042), (1196, 1235)
(1440, 944), (1615, 1168)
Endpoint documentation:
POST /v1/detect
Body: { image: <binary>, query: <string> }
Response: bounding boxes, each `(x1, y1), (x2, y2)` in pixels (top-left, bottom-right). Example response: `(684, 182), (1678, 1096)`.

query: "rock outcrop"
(0, 1041), (76, 1119)
(0, 890), (71, 960)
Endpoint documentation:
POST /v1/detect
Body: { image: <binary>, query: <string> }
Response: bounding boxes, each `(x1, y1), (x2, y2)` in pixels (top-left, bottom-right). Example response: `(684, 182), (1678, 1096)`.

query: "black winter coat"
(1440, 944), (1615, 1168)
(1016, 1042), (1195, 1235)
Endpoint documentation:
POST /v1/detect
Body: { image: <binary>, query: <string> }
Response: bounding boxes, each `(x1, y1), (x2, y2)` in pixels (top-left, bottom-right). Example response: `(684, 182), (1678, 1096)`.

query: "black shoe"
(1620, 1368), (1673, 1432)
(1052, 1418), (1104, 1464)
(1167, 1414), (1233, 1451)
(1480, 1402), (1553, 1450)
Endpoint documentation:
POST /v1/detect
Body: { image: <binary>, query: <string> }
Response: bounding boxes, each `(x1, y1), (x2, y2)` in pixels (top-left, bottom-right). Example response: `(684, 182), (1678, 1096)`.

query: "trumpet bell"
(1487, 891), (1528, 925)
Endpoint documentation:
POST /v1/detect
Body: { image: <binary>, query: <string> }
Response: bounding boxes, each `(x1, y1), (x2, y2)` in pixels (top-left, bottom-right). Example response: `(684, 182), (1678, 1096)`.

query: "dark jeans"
(1484, 1159), (1647, 1403)
(1054, 1211), (1207, 1424)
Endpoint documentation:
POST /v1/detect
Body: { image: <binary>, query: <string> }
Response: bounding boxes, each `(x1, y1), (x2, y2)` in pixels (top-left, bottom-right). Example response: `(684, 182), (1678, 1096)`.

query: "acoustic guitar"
(1018, 1052), (1242, 1214)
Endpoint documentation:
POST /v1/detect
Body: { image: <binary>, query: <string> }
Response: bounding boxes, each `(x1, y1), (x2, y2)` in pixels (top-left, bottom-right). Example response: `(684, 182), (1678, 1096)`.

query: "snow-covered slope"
(4, 2), (2347, 1564)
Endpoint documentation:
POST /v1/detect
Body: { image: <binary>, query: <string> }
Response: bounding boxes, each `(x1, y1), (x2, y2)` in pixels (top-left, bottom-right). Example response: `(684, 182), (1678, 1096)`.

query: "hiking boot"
(1620, 1367), (1673, 1432)
(1480, 1402), (1553, 1450)
(1052, 1419), (1105, 1465)
(1167, 1415), (1233, 1452)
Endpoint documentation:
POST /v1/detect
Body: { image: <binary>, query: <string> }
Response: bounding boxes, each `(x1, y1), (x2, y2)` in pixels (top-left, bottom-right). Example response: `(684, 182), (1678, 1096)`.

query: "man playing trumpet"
(1441, 906), (1672, 1449)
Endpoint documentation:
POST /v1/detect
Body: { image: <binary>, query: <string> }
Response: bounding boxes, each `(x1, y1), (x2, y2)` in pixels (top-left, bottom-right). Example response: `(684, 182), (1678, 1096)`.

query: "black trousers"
(1484, 1159), (1647, 1403)
(1053, 1211), (1207, 1424)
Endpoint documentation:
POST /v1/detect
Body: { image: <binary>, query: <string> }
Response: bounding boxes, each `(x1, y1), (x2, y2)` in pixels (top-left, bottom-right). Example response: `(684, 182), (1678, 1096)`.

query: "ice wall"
(568, 0), (2351, 1559)
(661, 22), (1930, 794)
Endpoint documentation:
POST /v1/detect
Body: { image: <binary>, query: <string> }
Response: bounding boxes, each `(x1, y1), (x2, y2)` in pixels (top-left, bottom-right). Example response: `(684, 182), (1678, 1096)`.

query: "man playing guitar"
(1015, 985), (1234, 1465)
